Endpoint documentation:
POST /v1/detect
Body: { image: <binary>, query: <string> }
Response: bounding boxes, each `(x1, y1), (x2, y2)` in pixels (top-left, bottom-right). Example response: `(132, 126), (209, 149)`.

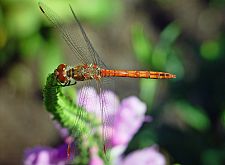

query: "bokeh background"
(1, 0), (225, 164)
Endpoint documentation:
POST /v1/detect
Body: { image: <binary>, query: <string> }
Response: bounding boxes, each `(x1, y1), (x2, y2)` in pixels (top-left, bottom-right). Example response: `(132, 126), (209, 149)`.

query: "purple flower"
(89, 146), (104, 165)
(77, 87), (165, 165)
(77, 87), (119, 119)
(77, 87), (147, 147)
(53, 121), (69, 139)
(111, 96), (147, 147)
(24, 144), (69, 165)
(24, 87), (165, 165)
(119, 146), (166, 165)
(77, 87), (166, 165)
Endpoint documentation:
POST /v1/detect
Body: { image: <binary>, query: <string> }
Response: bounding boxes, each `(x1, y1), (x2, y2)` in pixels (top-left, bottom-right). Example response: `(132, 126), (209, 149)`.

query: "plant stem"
(43, 73), (106, 164)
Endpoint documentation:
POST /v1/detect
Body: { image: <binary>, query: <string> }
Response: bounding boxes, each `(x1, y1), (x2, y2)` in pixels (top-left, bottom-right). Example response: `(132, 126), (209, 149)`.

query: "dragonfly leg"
(55, 79), (70, 87)
(69, 81), (77, 86)
(55, 79), (65, 87)
(62, 80), (77, 87)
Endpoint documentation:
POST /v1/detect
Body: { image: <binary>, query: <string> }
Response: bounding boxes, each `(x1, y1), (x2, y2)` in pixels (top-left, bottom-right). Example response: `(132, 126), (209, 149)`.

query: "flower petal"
(89, 146), (104, 165)
(24, 144), (72, 165)
(121, 146), (166, 165)
(77, 87), (119, 122)
(112, 96), (147, 147)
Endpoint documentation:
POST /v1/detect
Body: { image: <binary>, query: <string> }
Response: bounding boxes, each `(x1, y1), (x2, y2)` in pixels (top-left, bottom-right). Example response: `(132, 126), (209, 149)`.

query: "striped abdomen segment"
(101, 69), (176, 79)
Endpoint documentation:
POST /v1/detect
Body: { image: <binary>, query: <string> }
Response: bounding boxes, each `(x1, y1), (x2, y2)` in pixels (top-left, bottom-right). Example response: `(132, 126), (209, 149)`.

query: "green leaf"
(140, 79), (157, 108)
(131, 23), (152, 64)
(166, 49), (184, 80)
(152, 23), (181, 69)
(38, 39), (63, 87)
(19, 34), (42, 60)
(200, 40), (221, 61)
(6, 2), (40, 38)
(72, 0), (122, 24)
(176, 101), (210, 132)
(160, 23), (181, 46)
(220, 108), (225, 128)
(202, 149), (225, 165)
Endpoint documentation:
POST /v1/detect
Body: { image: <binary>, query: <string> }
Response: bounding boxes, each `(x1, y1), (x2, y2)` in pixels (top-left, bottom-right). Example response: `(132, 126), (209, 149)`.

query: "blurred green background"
(0, 0), (225, 164)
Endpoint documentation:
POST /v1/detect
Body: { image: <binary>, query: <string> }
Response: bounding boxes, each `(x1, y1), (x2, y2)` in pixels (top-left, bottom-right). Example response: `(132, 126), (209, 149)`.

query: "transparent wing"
(68, 4), (107, 68)
(39, 2), (116, 153)
(76, 78), (116, 152)
(38, 2), (107, 69)
(97, 79), (116, 153)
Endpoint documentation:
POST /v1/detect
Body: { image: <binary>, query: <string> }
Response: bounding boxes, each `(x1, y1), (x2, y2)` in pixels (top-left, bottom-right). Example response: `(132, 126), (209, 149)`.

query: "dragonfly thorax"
(80, 64), (101, 80)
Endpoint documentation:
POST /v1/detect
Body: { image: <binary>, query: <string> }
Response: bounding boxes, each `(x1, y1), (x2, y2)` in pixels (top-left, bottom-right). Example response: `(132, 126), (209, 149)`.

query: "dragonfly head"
(54, 64), (67, 83)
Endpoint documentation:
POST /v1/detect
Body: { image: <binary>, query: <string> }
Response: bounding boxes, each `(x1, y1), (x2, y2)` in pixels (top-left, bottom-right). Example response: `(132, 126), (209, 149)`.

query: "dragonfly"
(39, 1), (176, 160)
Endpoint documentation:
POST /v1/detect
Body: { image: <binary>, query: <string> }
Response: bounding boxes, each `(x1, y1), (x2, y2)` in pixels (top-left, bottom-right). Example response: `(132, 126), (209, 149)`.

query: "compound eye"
(57, 64), (66, 72)
(55, 64), (67, 83)
(58, 73), (67, 83)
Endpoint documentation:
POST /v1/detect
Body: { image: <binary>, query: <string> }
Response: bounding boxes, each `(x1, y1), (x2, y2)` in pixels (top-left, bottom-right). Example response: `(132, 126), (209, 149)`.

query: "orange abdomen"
(101, 69), (176, 79)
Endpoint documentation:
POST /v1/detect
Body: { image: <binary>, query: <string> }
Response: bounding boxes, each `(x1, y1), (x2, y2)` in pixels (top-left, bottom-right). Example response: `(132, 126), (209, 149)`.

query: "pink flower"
(119, 146), (166, 165)
(77, 87), (119, 119)
(89, 146), (104, 165)
(24, 87), (165, 165)
(111, 96), (147, 147)
(24, 144), (70, 165)
(77, 87), (165, 165)
(77, 87), (148, 148)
